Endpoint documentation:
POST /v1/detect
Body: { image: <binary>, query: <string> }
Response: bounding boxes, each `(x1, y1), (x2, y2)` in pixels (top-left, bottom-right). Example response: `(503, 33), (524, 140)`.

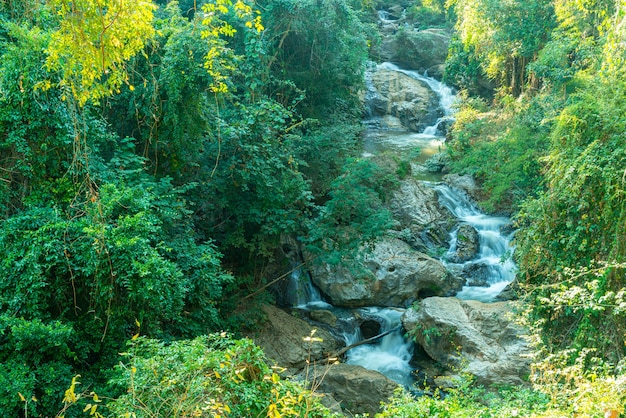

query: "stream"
(288, 61), (516, 388)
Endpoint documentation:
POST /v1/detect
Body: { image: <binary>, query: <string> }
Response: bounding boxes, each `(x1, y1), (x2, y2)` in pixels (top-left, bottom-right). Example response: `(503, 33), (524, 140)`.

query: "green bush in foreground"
(60, 334), (337, 418)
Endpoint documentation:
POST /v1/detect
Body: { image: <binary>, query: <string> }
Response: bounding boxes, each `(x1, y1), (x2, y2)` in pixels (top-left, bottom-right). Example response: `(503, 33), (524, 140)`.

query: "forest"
(0, 0), (624, 416)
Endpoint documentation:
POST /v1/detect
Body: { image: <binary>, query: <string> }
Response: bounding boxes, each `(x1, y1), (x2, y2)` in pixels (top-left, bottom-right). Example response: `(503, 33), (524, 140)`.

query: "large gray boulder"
(369, 68), (440, 131)
(390, 179), (450, 228)
(313, 364), (399, 417)
(380, 28), (451, 74)
(402, 297), (531, 386)
(311, 237), (463, 307)
(389, 178), (455, 250)
(250, 305), (339, 370)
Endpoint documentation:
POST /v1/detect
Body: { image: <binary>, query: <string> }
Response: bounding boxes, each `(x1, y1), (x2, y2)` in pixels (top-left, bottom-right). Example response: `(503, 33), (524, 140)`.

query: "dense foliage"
(0, 0), (392, 415)
(446, 0), (626, 370)
(58, 334), (338, 417)
(2, 0), (626, 415)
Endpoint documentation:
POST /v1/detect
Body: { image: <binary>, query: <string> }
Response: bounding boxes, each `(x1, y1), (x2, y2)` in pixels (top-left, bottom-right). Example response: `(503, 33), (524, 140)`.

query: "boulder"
(459, 262), (492, 286)
(389, 178), (455, 250)
(402, 297), (531, 386)
(443, 174), (482, 202)
(451, 224), (480, 262)
(370, 68), (440, 131)
(311, 237), (463, 307)
(250, 305), (339, 370)
(495, 280), (520, 301)
(390, 178), (450, 227)
(313, 363), (399, 416)
(423, 152), (450, 173)
(389, 28), (451, 72)
(309, 309), (338, 327)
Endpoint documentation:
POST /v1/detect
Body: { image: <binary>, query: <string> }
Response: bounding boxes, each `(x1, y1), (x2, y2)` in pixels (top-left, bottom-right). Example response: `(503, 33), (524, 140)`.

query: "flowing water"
(434, 184), (517, 302)
(288, 61), (515, 387)
(344, 307), (415, 386)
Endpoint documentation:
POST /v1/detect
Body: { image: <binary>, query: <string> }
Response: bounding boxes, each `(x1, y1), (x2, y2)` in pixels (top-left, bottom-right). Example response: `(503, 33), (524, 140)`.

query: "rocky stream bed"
(246, 7), (529, 416)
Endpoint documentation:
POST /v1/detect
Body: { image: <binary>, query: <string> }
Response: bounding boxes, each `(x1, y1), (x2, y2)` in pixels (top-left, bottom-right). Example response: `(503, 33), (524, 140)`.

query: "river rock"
(309, 309), (338, 327)
(311, 237), (463, 307)
(443, 173), (482, 202)
(460, 262), (492, 286)
(382, 28), (451, 73)
(389, 178), (455, 250)
(313, 363), (399, 416)
(495, 279), (520, 301)
(451, 224), (480, 262)
(250, 305), (339, 370)
(402, 297), (531, 386)
(370, 68), (439, 131)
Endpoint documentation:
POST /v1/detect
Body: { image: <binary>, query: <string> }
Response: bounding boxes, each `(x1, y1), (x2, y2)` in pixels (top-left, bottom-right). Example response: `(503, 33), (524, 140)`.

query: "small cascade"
(362, 62), (455, 165)
(378, 62), (456, 138)
(344, 308), (415, 386)
(433, 184), (517, 302)
(285, 263), (327, 309)
(377, 9), (397, 24)
(379, 62), (456, 118)
(363, 65), (380, 125)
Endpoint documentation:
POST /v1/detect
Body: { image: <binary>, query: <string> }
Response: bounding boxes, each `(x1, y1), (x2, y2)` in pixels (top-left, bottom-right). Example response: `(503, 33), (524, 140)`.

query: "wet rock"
(359, 319), (382, 339)
(309, 309), (338, 327)
(389, 178), (455, 250)
(458, 263), (494, 287)
(311, 237), (463, 308)
(495, 280), (520, 301)
(402, 297), (531, 387)
(313, 363), (399, 416)
(370, 68), (440, 131)
(443, 174), (482, 202)
(466, 277), (489, 287)
(381, 115), (406, 130)
(249, 305), (339, 370)
(451, 224), (480, 263)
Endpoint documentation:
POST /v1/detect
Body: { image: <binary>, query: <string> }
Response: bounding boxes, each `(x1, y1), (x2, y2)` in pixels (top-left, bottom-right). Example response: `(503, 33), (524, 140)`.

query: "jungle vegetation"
(0, 0), (624, 416)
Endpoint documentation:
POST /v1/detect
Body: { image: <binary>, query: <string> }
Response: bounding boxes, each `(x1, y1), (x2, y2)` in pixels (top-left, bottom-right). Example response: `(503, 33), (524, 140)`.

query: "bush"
(103, 335), (338, 417)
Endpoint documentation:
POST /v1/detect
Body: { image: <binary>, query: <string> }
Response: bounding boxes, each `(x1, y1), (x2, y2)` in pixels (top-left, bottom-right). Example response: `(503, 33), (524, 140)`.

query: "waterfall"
(378, 62), (456, 118)
(284, 262), (328, 309)
(285, 60), (512, 388)
(433, 184), (517, 302)
(344, 308), (415, 386)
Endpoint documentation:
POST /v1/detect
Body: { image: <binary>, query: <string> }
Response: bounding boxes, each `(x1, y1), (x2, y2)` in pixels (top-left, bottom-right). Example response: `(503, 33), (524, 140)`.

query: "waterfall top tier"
(379, 62), (456, 118)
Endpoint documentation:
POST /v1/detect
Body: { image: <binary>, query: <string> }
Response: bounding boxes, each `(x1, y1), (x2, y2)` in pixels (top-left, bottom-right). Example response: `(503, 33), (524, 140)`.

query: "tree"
(447, 0), (555, 95)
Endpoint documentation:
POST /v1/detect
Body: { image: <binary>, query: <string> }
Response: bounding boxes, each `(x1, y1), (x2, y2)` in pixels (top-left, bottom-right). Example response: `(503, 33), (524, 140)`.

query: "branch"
(331, 325), (403, 358)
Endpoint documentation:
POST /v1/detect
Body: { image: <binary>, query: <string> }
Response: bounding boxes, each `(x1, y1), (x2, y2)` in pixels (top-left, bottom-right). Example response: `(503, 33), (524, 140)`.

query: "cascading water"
(378, 62), (456, 119)
(433, 184), (516, 302)
(344, 308), (415, 386)
(289, 60), (515, 389)
(362, 61), (456, 168)
(286, 265), (327, 309)
(328, 61), (462, 387)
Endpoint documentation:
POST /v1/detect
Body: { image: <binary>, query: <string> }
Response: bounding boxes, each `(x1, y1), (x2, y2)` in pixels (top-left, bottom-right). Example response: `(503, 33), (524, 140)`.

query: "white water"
(379, 62), (456, 118)
(363, 62), (456, 159)
(344, 308), (415, 386)
(434, 184), (516, 302)
(336, 63), (458, 386)
(286, 265), (329, 309)
(289, 61), (514, 387)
